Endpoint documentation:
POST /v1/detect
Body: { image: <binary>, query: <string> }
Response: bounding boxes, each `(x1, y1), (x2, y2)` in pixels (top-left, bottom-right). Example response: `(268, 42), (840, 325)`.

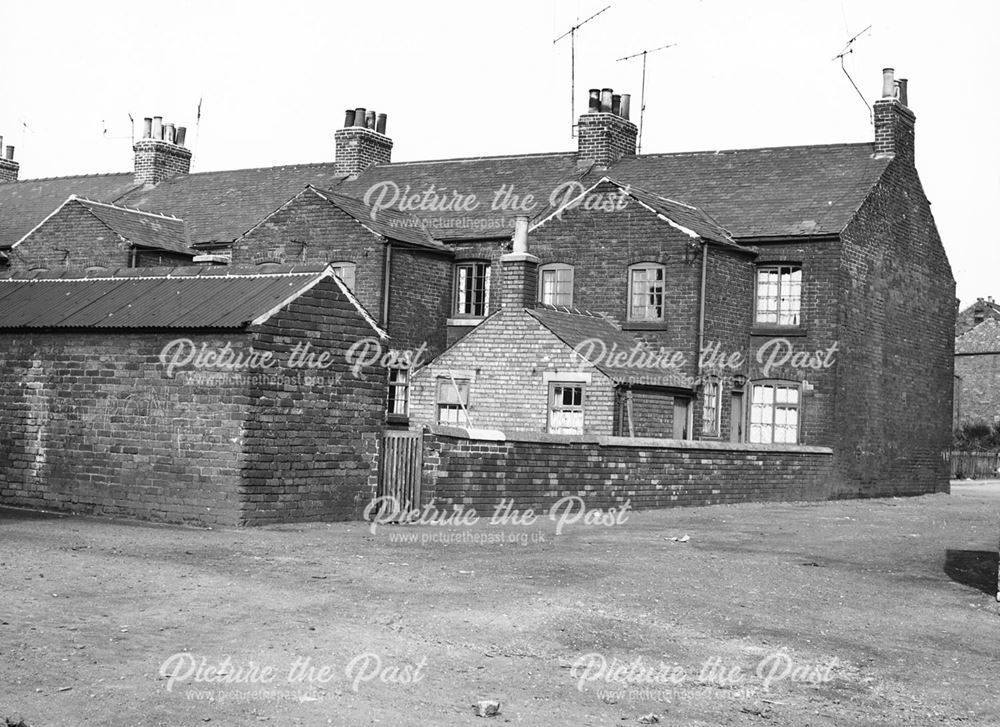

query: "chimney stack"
(873, 67), (916, 163)
(133, 114), (192, 186)
(334, 104), (393, 177)
(577, 85), (638, 168)
(500, 216), (539, 311)
(0, 137), (19, 182)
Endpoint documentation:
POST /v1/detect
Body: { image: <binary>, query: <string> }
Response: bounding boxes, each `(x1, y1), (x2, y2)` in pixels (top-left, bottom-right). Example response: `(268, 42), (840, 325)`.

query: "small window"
(538, 263), (574, 307)
(701, 379), (721, 437)
(628, 263), (665, 322)
(548, 383), (585, 435)
(454, 262), (491, 317)
(755, 265), (802, 326)
(749, 382), (800, 443)
(331, 262), (356, 292)
(387, 368), (409, 416)
(436, 378), (470, 425)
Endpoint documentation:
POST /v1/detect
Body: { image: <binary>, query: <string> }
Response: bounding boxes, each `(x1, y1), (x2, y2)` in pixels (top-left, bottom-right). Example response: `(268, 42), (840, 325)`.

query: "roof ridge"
(626, 141), (875, 160)
(372, 151), (578, 168)
(2, 171), (133, 183)
(73, 195), (184, 222)
(0, 268), (327, 283)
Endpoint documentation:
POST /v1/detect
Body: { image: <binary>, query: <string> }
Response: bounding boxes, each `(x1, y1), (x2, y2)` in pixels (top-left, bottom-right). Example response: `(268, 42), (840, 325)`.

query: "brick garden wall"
(0, 330), (246, 525)
(420, 428), (835, 511)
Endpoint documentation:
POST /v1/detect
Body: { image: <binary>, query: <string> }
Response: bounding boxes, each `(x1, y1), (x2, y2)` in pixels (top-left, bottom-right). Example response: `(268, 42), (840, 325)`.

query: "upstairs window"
(538, 263), (574, 307)
(755, 265), (801, 326)
(749, 382), (800, 444)
(387, 368), (409, 417)
(627, 263), (665, 322)
(437, 378), (470, 425)
(548, 383), (585, 435)
(454, 262), (491, 317)
(331, 262), (356, 293)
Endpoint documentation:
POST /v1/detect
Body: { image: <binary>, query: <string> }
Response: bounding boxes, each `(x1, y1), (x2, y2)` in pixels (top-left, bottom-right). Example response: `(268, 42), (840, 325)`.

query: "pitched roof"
(0, 264), (344, 329)
(117, 163), (348, 246)
(527, 306), (692, 388)
(309, 187), (446, 251)
(605, 143), (889, 238)
(956, 318), (1000, 355)
(0, 173), (138, 250)
(73, 198), (191, 255)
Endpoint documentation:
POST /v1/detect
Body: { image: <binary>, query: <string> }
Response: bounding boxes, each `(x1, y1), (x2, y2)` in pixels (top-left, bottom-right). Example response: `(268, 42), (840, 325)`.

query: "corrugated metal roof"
(0, 265), (333, 329)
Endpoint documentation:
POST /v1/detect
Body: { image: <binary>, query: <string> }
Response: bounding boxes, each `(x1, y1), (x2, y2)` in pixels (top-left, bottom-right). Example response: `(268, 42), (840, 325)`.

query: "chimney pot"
(897, 78), (908, 106)
(881, 68), (895, 99)
(588, 89), (601, 113)
(143, 117), (153, 139)
(344, 109), (356, 128)
(365, 110), (376, 130)
(612, 94), (621, 116)
(164, 122), (175, 144)
(175, 126), (187, 147)
(512, 216), (529, 254)
(376, 113), (387, 134)
(620, 93), (631, 120)
(152, 116), (163, 140)
(600, 88), (613, 113)
(5, 145), (13, 161)
(353, 108), (366, 127)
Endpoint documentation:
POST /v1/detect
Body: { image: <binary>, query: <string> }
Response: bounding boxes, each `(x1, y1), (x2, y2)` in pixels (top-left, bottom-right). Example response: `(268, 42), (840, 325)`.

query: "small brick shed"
(0, 264), (387, 526)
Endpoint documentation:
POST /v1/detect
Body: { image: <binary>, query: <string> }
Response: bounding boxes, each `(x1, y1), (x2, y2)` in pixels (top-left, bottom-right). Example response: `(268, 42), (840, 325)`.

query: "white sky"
(2, 0), (996, 305)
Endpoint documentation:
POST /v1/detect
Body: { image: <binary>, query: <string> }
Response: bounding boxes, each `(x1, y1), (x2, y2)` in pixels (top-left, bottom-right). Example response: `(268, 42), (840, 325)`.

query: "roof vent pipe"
(620, 94), (631, 120)
(365, 110), (376, 130)
(600, 88), (613, 112)
(512, 216), (529, 254)
(152, 116), (163, 140)
(142, 117), (152, 138)
(376, 113), (387, 134)
(353, 108), (366, 127)
(588, 89), (601, 113)
(344, 109), (356, 127)
(175, 126), (187, 147)
(881, 68), (895, 98)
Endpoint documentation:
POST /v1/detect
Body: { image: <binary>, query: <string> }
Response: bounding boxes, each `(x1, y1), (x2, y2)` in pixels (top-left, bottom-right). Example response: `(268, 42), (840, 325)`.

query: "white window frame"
(387, 367), (409, 416)
(538, 263), (575, 307)
(755, 265), (802, 327)
(748, 381), (801, 444)
(701, 378), (722, 437)
(454, 261), (491, 317)
(547, 382), (585, 435)
(627, 263), (666, 322)
(436, 378), (470, 425)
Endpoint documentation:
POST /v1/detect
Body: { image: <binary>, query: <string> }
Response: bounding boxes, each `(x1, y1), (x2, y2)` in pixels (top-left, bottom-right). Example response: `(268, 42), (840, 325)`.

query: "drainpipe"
(381, 242), (392, 327)
(696, 241), (708, 384)
(129, 245), (138, 268)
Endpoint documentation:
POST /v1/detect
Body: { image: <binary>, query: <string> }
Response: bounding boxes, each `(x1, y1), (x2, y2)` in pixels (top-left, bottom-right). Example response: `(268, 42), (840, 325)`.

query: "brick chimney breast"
(577, 87), (638, 168)
(334, 107), (393, 177)
(873, 68), (916, 163)
(133, 116), (192, 186)
(0, 138), (19, 182)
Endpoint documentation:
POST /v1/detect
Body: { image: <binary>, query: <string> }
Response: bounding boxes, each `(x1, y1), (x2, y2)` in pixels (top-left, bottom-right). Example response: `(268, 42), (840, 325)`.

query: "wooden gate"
(378, 430), (423, 512)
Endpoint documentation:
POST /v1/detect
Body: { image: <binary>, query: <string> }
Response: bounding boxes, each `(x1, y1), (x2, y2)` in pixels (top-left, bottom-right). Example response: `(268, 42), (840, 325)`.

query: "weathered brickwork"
(386, 246), (452, 357)
(334, 127), (392, 177)
(133, 139), (192, 186)
(955, 353), (1000, 426)
(421, 431), (835, 512)
(7, 201), (132, 272)
(0, 157), (18, 183)
(0, 331), (245, 525)
(577, 113), (638, 167)
(239, 277), (385, 524)
(410, 310), (616, 434)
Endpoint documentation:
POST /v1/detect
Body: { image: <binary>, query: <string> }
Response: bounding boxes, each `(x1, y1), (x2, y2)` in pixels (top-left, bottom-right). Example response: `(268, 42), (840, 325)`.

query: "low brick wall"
(421, 426), (835, 511)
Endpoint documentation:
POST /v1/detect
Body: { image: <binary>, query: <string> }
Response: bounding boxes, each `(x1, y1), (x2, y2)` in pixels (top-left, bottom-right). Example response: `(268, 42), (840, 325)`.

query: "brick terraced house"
(0, 69), (955, 523)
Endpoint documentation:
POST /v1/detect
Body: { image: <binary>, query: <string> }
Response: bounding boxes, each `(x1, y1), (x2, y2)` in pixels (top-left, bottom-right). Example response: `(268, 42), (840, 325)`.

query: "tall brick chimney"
(0, 138), (19, 182)
(500, 217), (539, 310)
(577, 87), (638, 167)
(133, 116), (192, 186)
(335, 107), (392, 177)
(873, 68), (915, 163)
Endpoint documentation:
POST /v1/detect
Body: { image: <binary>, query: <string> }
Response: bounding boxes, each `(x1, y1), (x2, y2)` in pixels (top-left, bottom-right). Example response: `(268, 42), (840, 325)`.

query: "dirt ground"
(2, 483), (998, 726)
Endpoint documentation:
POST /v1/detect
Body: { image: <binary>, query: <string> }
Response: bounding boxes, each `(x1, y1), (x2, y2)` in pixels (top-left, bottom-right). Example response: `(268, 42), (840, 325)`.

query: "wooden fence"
(945, 450), (1000, 480)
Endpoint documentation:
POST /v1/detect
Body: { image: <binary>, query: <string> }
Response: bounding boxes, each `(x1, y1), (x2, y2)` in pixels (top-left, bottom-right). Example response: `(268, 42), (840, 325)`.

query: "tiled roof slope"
(0, 173), (138, 250)
(118, 163), (349, 245)
(606, 143), (888, 238)
(528, 306), (692, 387)
(956, 318), (1000, 355)
(310, 187), (446, 251)
(75, 198), (191, 255)
(0, 265), (334, 329)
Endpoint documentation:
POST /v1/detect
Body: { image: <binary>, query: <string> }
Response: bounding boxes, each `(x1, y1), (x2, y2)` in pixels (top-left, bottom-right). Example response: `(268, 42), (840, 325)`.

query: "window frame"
(747, 380), (802, 444)
(436, 377), (471, 426)
(386, 367), (409, 417)
(754, 264), (802, 327)
(537, 263), (575, 307)
(701, 378), (722, 438)
(453, 261), (492, 318)
(627, 262), (666, 323)
(331, 261), (357, 293)
(547, 382), (586, 435)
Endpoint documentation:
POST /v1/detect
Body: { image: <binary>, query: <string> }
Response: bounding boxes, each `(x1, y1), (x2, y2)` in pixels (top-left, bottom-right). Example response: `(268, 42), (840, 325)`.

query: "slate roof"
(73, 198), (192, 255)
(527, 306), (692, 388)
(0, 264), (338, 329)
(956, 318), (1000, 355)
(0, 173), (138, 250)
(309, 187), (446, 251)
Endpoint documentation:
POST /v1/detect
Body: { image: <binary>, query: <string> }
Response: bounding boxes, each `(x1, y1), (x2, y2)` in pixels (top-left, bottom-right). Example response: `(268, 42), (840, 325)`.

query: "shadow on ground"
(944, 548), (998, 596)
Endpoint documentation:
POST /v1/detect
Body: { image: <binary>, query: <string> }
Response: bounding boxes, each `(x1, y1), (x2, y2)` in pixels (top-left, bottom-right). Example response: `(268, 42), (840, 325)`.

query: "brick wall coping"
(424, 425), (833, 454)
